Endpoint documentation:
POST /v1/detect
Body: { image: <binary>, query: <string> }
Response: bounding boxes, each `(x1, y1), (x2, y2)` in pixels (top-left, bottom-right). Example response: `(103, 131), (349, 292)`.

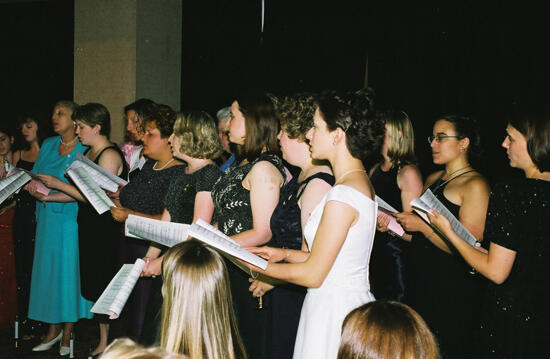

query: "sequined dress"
(478, 179), (550, 358)
(212, 152), (286, 359)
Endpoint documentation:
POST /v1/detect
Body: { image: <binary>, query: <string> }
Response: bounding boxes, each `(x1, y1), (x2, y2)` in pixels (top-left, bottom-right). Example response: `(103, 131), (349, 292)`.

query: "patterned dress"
(212, 152), (286, 359)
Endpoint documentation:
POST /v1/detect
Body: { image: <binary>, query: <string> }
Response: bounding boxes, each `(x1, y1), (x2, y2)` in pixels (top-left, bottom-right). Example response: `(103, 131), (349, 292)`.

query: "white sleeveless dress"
(293, 185), (377, 359)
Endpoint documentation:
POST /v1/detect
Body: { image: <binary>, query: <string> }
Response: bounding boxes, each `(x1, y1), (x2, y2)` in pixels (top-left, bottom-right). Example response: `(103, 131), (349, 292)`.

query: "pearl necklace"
(60, 136), (78, 146)
(153, 158), (175, 171)
(334, 168), (366, 185)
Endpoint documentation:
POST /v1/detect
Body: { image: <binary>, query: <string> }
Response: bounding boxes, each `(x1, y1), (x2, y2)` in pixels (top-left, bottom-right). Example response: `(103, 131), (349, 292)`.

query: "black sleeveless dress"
(78, 146), (128, 302)
(369, 165), (408, 301)
(13, 158), (37, 323)
(268, 172), (334, 359)
(406, 172), (486, 359)
(211, 152), (286, 359)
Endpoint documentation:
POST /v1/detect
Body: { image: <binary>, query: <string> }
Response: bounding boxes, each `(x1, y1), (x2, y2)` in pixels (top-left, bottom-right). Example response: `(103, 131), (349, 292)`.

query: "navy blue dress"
(268, 172), (334, 359)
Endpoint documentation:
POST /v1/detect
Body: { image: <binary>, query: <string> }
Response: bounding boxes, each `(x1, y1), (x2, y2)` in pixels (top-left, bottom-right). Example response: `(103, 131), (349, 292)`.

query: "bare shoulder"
(397, 164), (422, 183)
(98, 148), (123, 164)
(248, 160), (284, 186)
(425, 170), (444, 188)
(461, 172), (490, 197)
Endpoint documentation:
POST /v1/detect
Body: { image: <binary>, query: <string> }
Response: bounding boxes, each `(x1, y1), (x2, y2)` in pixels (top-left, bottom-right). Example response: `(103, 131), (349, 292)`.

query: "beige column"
(74, 0), (182, 144)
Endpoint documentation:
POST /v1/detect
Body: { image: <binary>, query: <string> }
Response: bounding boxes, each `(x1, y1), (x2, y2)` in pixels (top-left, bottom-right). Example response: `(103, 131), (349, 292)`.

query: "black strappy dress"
(406, 171), (487, 359)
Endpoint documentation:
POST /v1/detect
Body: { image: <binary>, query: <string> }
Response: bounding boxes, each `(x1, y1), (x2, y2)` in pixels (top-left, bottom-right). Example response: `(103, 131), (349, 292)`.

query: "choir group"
(0, 89), (548, 359)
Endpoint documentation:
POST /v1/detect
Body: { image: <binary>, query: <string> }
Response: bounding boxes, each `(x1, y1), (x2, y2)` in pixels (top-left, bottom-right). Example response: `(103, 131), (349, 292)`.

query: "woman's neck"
(0, 151), (13, 165)
(154, 151), (175, 168)
(186, 157), (213, 174)
(524, 165), (550, 181)
(59, 129), (77, 143)
(444, 157), (471, 178)
(297, 159), (330, 182)
(330, 157), (365, 183)
(380, 155), (393, 171)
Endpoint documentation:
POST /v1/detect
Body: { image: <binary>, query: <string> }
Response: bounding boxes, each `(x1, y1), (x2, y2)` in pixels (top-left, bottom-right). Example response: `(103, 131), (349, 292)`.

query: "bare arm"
(397, 164), (423, 212)
(249, 200), (358, 288)
(429, 210), (516, 284)
(231, 161), (284, 247)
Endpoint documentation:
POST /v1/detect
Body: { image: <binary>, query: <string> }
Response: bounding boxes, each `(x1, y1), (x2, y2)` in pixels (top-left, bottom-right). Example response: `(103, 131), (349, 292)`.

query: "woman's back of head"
(160, 240), (246, 359)
(338, 301), (440, 359)
(100, 338), (185, 359)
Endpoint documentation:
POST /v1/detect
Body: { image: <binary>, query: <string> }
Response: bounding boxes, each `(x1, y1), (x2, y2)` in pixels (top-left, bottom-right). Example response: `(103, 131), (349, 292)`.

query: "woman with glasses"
(428, 111), (550, 358)
(394, 115), (490, 359)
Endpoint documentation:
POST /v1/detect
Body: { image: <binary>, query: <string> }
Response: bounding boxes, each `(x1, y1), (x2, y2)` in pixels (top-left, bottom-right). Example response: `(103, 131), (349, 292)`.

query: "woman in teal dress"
(26, 101), (93, 356)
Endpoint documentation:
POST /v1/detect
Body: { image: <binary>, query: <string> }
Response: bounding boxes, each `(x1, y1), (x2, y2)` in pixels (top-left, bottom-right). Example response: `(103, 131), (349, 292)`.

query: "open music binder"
(375, 195), (406, 237)
(91, 259), (145, 319)
(124, 215), (268, 270)
(0, 170), (32, 204)
(410, 189), (479, 247)
(66, 167), (115, 214)
(67, 152), (128, 193)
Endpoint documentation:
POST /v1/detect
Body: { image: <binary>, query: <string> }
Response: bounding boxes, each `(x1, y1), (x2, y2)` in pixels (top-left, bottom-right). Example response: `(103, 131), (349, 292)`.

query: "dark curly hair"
(436, 115), (482, 158)
(317, 88), (385, 162)
(276, 93), (316, 141)
(143, 104), (177, 138)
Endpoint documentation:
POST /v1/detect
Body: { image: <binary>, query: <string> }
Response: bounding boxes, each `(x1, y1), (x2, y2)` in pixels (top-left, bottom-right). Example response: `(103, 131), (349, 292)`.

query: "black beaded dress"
(140, 163), (223, 345)
(78, 146), (128, 303)
(268, 172), (334, 359)
(12, 158), (37, 327)
(406, 172), (486, 359)
(369, 165), (408, 301)
(477, 179), (550, 358)
(110, 159), (186, 340)
(211, 152), (286, 359)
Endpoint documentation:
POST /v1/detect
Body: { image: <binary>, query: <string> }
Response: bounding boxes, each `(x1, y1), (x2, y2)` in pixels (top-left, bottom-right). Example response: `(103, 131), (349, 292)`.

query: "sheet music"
(375, 195), (399, 213)
(66, 167), (115, 214)
(91, 258), (145, 319)
(411, 189), (478, 246)
(66, 153), (127, 193)
(375, 195), (405, 237)
(0, 171), (32, 204)
(125, 214), (190, 247)
(189, 219), (268, 270)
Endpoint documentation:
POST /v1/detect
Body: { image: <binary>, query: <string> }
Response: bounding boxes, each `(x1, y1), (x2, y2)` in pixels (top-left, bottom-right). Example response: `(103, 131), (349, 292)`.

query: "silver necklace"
(335, 168), (366, 185)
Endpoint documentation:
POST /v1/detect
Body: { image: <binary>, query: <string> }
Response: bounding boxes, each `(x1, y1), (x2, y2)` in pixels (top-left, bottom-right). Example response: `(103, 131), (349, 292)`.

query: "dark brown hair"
(338, 301), (440, 359)
(235, 94), (280, 162)
(509, 112), (550, 172)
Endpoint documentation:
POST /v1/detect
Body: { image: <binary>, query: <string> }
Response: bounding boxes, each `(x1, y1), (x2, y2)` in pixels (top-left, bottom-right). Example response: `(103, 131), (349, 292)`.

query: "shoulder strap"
(297, 172), (335, 199)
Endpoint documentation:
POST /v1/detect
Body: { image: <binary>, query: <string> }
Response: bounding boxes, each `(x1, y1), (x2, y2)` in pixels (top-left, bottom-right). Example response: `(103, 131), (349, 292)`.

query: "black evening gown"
(212, 152), (286, 359)
(78, 146), (128, 303)
(369, 165), (409, 301)
(268, 172), (334, 359)
(12, 158), (38, 331)
(406, 172), (487, 359)
(109, 159), (186, 341)
(139, 164), (223, 346)
(476, 179), (550, 358)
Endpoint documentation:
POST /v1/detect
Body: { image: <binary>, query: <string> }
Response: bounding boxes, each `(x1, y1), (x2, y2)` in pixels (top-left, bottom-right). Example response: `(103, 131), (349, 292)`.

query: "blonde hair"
(160, 240), (246, 359)
(380, 110), (416, 168)
(338, 301), (440, 359)
(100, 338), (185, 359)
(173, 111), (223, 159)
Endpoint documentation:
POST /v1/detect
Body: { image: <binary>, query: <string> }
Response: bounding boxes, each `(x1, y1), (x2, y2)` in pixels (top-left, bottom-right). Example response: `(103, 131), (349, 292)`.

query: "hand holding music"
(110, 206), (133, 222)
(394, 212), (426, 233)
(35, 174), (63, 190)
(427, 209), (453, 234)
(376, 212), (391, 232)
(25, 180), (48, 201)
(106, 182), (125, 199)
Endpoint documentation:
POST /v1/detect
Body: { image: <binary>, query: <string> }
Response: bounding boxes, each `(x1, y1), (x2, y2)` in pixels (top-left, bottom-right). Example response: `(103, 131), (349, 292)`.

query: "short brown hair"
(509, 112), (550, 172)
(235, 94), (280, 162)
(276, 93), (316, 141)
(338, 301), (440, 359)
(173, 111), (222, 160)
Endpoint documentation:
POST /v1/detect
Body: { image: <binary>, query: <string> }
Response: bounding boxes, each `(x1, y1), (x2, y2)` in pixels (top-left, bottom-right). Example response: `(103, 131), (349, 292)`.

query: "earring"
(332, 140), (336, 146)
(460, 148), (465, 152)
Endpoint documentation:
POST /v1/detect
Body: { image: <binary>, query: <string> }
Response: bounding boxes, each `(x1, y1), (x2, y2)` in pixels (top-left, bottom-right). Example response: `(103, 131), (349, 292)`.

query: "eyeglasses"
(427, 134), (462, 144)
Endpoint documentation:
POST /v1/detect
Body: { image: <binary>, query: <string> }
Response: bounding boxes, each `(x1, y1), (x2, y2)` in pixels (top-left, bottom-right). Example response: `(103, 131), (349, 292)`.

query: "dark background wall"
(2, 0), (549, 182)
